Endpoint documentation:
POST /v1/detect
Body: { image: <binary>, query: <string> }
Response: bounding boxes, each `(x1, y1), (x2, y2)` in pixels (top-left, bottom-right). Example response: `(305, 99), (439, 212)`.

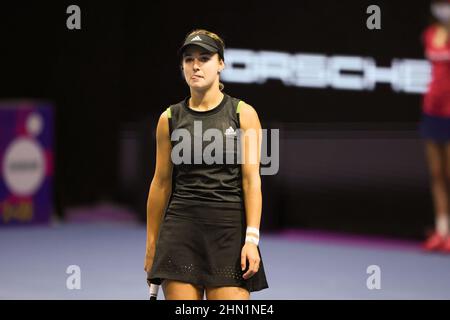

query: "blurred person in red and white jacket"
(420, 0), (450, 252)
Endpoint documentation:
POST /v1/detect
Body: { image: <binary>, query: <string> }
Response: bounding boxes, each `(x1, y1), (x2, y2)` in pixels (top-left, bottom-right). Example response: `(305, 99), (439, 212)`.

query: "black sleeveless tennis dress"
(147, 93), (269, 292)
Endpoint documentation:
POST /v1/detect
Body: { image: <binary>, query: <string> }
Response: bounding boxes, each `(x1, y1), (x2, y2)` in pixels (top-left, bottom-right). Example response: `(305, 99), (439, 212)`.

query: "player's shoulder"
(236, 99), (260, 129)
(161, 98), (185, 119)
(237, 100), (258, 117)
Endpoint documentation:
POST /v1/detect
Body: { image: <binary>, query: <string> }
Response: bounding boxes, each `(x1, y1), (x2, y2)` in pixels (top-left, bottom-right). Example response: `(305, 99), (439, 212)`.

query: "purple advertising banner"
(0, 101), (53, 226)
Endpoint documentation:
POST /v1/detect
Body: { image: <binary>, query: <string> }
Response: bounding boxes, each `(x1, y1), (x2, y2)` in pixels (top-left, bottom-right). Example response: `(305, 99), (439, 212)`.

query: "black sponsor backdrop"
(0, 0), (434, 237)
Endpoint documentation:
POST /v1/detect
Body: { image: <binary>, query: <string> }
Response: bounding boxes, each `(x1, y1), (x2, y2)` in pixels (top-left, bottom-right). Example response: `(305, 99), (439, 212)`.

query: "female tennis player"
(144, 29), (269, 299)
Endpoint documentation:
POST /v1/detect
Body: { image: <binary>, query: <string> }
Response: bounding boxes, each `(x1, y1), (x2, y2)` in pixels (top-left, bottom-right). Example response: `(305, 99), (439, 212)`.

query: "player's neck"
(189, 88), (223, 111)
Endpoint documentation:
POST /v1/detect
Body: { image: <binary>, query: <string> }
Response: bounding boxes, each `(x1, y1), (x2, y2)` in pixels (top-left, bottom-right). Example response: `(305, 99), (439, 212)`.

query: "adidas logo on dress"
(224, 126), (237, 136)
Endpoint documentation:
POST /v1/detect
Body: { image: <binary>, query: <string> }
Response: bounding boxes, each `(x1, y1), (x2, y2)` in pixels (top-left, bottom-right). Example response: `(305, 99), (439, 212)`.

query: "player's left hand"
(241, 243), (260, 280)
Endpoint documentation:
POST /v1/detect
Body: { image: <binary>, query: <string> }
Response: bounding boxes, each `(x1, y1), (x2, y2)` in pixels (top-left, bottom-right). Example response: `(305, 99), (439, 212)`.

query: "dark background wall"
(0, 0), (435, 238)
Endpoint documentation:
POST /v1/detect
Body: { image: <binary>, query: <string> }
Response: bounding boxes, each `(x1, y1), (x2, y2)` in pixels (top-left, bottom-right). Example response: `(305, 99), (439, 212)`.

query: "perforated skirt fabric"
(147, 199), (269, 292)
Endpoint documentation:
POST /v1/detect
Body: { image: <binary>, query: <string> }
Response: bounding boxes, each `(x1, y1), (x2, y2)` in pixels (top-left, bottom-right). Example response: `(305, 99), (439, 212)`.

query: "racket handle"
(149, 284), (159, 300)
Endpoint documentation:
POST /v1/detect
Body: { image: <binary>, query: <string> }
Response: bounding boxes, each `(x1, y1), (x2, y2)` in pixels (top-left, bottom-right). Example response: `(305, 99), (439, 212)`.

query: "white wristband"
(245, 235), (259, 246)
(246, 227), (260, 237)
(149, 284), (159, 299)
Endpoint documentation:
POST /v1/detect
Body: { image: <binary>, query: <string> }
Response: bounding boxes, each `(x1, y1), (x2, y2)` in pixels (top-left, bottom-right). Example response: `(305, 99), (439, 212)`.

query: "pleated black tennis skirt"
(147, 198), (269, 292)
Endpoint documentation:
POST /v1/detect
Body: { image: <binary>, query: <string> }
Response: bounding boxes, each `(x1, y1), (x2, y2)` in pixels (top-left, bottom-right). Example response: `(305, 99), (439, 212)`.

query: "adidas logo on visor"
(191, 36), (202, 41)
